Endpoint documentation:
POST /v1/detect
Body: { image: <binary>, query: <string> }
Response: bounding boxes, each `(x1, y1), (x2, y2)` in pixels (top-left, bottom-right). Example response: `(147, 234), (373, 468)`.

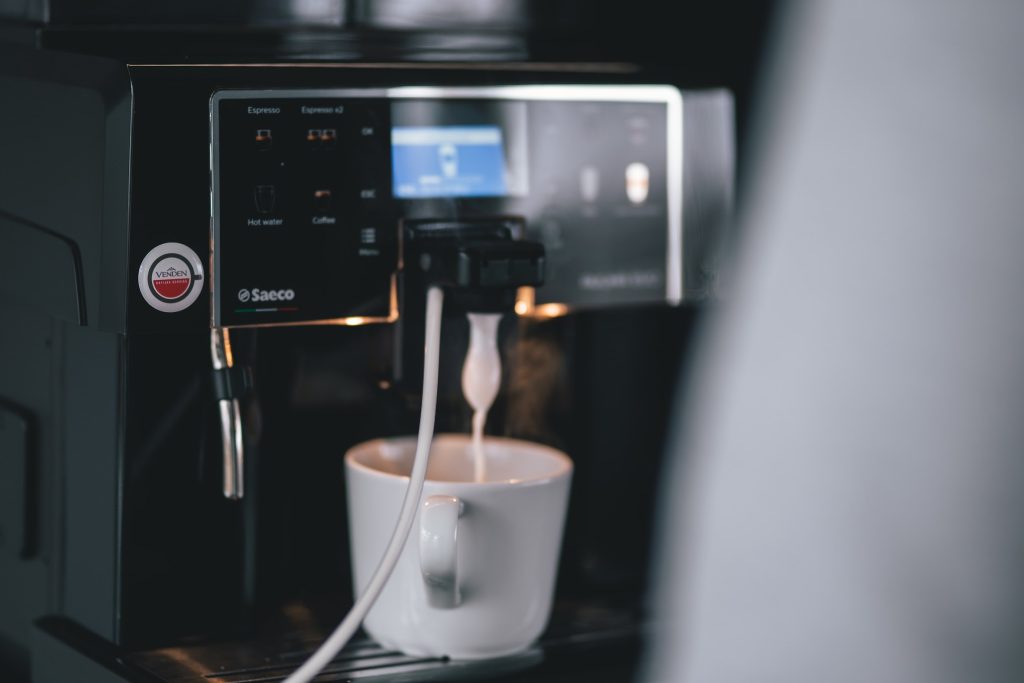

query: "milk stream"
(462, 313), (503, 482)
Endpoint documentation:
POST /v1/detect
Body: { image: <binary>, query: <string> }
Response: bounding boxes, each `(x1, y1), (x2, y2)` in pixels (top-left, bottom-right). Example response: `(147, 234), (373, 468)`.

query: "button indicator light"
(625, 162), (650, 204)
(313, 189), (332, 212)
(307, 128), (337, 147)
(255, 128), (272, 150)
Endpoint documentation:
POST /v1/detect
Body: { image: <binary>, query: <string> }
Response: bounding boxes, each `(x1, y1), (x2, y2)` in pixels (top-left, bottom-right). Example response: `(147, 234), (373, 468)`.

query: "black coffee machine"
(0, 2), (746, 681)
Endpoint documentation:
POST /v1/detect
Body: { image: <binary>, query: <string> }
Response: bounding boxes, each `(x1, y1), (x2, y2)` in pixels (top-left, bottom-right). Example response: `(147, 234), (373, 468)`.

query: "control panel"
(211, 86), (681, 327)
(212, 94), (395, 327)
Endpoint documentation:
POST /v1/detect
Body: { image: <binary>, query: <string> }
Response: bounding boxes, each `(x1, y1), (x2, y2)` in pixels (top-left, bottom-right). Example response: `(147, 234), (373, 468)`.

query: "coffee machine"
(0, 4), (738, 681)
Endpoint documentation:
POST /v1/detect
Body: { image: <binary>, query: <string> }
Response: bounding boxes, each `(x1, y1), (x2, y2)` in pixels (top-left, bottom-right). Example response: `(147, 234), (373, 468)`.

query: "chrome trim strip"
(210, 84), (682, 103)
(134, 62), (639, 73)
(666, 89), (684, 305)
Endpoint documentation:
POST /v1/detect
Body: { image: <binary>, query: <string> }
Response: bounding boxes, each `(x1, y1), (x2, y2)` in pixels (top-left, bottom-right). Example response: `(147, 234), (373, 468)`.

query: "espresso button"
(255, 128), (273, 150)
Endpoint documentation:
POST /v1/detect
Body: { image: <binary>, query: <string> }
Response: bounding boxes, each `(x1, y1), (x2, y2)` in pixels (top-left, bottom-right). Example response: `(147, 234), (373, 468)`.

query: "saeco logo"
(239, 288), (296, 303)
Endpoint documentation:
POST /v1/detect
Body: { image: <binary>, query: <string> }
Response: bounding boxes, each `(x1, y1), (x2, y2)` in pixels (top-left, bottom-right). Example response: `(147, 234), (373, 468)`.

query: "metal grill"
(125, 606), (641, 683)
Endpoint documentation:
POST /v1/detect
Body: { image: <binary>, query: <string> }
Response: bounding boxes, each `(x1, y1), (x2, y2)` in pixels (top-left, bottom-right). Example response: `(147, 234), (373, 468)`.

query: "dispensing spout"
(403, 217), (545, 313)
(394, 216), (544, 394)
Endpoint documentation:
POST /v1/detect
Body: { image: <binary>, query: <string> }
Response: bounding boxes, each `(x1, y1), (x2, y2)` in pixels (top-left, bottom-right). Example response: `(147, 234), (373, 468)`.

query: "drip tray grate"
(200, 643), (445, 682)
(124, 606), (642, 683)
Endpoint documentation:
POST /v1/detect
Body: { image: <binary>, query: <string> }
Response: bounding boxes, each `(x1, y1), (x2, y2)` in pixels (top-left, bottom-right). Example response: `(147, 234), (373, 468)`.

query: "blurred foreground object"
(648, 2), (1024, 682)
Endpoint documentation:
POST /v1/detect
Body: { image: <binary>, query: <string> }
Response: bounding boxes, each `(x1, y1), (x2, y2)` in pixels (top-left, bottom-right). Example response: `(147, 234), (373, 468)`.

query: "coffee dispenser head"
(402, 217), (545, 313)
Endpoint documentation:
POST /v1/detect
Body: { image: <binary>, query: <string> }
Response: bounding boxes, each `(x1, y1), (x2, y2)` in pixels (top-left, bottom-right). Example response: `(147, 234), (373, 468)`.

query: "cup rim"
(345, 433), (573, 488)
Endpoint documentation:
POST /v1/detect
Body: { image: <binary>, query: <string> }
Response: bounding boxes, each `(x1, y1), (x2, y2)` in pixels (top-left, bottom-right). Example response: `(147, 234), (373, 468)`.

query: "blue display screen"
(391, 126), (508, 198)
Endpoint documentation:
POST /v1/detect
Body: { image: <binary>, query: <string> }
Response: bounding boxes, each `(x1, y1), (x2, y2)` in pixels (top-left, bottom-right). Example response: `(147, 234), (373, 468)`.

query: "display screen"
(391, 125), (509, 198)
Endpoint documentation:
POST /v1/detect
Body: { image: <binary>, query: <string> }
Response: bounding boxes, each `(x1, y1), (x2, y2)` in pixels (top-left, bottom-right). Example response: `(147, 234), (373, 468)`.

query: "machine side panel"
(682, 89), (734, 299)
(0, 45), (131, 662)
(61, 326), (124, 641)
(0, 44), (132, 333)
(0, 210), (86, 325)
(118, 331), (247, 649)
(0, 306), (55, 678)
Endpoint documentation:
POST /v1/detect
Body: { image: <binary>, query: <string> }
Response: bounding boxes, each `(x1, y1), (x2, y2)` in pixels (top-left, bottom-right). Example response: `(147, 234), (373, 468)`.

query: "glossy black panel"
(120, 331), (246, 646)
(214, 96), (395, 327)
(212, 87), (673, 327)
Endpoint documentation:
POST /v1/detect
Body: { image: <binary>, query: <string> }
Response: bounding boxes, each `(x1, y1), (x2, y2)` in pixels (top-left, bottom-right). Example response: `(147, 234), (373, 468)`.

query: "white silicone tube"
(284, 285), (445, 683)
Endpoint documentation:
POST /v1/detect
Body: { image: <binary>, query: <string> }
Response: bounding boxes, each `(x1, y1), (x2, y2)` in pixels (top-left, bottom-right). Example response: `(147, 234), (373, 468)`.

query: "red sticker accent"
(153, 277), (190, 300)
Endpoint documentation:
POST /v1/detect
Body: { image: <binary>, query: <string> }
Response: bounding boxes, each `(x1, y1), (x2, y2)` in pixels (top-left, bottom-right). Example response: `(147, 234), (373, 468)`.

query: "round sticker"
(138, 242), (205, 313)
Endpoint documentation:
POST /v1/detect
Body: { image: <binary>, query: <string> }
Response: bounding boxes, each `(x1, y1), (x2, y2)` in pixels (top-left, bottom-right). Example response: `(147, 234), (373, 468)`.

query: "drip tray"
(124, 604), (644, 683)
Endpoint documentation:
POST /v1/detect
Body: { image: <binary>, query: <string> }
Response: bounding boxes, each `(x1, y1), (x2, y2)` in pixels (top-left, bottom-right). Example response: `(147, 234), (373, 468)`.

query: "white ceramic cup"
(344, 433), (573, 659)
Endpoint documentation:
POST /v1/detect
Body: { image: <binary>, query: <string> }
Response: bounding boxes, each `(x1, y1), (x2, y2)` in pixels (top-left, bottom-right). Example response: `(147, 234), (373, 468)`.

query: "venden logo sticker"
(138, 242), (204, 313)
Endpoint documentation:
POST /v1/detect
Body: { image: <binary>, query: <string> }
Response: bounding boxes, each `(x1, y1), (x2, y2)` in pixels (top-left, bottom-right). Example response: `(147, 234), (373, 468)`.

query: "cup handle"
(419, 495), (463, 609)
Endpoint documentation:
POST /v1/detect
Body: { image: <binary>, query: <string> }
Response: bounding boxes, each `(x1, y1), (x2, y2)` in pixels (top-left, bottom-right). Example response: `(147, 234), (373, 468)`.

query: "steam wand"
(210, 327), (252, 500)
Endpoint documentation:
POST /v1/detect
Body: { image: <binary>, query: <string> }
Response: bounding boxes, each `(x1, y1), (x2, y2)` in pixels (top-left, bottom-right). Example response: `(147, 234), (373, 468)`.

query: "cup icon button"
(255, 129), (272, 150)
(580, 165), (600, 202)
(625, 162), (650, 204)
(313, 189), (332, 212)
(254, 185), (277, 213)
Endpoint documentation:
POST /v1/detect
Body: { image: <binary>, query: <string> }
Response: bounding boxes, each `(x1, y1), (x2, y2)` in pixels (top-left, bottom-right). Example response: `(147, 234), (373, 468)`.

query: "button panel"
(213, 97), (396, 327)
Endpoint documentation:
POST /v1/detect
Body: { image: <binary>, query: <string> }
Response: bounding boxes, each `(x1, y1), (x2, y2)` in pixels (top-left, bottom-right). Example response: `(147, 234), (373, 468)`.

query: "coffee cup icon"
(439, 143), (459, 178)
(625, 162), (650, 204)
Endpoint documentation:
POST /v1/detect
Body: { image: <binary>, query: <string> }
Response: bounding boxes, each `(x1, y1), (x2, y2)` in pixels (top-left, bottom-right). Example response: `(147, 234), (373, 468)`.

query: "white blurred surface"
(648, 2), (1024, 681)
